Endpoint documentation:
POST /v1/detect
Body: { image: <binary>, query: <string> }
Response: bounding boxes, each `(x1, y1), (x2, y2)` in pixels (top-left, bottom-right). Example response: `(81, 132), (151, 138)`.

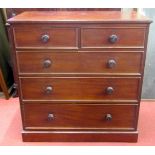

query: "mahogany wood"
(20, 77), (140, 101)
(81, 27), (145, 48)
(16, 51), (143, 75)
(22, 130), (138, 142)
(6, 9), (121, 19)
(7, 11), (151, 142)
(23, 103), (137, 130)
(13, 26), (78, 48)
(8, 11), (151, 23)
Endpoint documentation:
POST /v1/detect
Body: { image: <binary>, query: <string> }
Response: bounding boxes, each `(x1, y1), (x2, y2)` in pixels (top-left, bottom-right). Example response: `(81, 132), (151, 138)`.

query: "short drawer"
(20, 77), (140, 101)
(17, 51), (142, 75)
(13, 25), (78, 49)
(81, 27), (145, 48)
(23, 104), (137, 130)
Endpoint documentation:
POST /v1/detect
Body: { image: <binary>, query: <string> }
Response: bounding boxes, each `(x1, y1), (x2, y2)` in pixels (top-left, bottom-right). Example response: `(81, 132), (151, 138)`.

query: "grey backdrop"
(142, 9), (155, 99)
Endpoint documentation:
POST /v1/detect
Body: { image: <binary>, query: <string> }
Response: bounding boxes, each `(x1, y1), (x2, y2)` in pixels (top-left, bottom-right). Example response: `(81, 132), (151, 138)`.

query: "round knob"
(47, 113), (54, 121)
(105, 114), (112, 121)
(43, 59), (52, 68)
(107, 59), (116, 68)
(45, 86), (53, 94)
(109, 34), (118, 43)
(41, 34), (50, 43)
(105, 87), (114, 95)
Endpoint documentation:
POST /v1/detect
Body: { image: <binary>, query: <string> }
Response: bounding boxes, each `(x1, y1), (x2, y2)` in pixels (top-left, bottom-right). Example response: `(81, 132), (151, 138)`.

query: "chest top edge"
(7, 11), (152, 24)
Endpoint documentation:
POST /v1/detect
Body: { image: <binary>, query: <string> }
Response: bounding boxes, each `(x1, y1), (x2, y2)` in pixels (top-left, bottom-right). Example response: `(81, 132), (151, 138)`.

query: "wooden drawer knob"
(41, 34), (50, 43)
(43, 59), (52, 68)
(45, 86), (53, 94)
(105, 87), (114, 95)
(107, 59), (116, 68)
(105, 114), (112, 121)
(109, 34), (118, 43)
(47, 113), (54, 121)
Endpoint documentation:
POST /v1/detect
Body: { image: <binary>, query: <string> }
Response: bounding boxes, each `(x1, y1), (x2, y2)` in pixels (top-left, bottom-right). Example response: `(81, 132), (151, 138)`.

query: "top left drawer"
(13, 25), (78, 49)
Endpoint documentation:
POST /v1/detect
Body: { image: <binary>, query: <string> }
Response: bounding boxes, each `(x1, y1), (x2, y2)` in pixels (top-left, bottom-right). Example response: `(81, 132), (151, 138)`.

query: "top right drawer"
(81, 27), (146, 49)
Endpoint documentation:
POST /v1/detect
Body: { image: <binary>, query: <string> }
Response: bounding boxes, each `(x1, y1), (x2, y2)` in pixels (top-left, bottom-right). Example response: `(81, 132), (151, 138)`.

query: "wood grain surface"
(7, 11), (151, 23)
(23, 104), (137, 130)
(20, 77), (140, 101)
(17, 51), (143, 75)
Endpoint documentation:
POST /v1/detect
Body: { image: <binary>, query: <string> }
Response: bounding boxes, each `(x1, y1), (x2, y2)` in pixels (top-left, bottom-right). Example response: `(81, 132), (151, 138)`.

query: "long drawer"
(13, 25), (78, 49)
(17, 51), (142, 75)
(23, 103), (137, 130)
(20, 77), (140, 101)
(81, 27), (145, 48)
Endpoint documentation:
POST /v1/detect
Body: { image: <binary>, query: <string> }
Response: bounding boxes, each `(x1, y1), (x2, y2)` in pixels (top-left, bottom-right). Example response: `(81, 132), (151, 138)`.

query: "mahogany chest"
(7, 11), (151, 142)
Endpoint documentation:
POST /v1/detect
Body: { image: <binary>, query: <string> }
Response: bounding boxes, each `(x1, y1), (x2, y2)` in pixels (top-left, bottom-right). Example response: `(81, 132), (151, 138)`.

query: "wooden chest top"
(7, 11), (151, 23)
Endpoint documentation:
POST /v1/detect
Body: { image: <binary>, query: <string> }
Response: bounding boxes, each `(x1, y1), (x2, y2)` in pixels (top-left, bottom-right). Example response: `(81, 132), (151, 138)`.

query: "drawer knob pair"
(43, 59), (52, 68)
(41, 34), (118, 43)
(109, 34), (118, 43)
(107, 59), (116, 68)
(41, 34), (50, 43)
(45, 86), (114, 95)
(47, 113), (112, 121)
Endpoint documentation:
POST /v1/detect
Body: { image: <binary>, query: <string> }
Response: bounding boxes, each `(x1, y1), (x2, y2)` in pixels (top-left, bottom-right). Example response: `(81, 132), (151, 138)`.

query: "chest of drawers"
(7, 11), (151, 142)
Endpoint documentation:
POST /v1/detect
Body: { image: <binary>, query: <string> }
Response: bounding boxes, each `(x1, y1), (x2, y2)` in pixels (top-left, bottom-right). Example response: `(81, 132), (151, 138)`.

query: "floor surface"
(0, 98), (155, 146)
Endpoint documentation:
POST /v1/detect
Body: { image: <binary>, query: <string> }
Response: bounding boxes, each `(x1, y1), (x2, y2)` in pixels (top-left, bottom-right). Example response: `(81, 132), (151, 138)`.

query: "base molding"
(22, 130), (138, 142)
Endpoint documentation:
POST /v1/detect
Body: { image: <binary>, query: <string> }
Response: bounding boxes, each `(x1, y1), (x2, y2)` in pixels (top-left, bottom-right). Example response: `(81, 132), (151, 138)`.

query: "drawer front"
(17, 52), (142, 75)
(23, 104), (137, 130)
(81, 28), (145, 48)
(13, 26), (78, 48)
(20, 77), (140, 101)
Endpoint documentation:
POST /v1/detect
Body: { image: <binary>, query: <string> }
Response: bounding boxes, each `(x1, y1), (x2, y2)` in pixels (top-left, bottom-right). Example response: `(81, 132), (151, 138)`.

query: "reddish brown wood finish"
(22, 131), (138, 142)
(7, 11), (151, 142)
(20, 77), (140, 101)
(6, 9), (121, 19)
(81, 27), (145, 48)
(8, 11), (151, 23)
(23, 104), (137, 130)
(13, 26), (78, 49)
(17, 51), (143, 75)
